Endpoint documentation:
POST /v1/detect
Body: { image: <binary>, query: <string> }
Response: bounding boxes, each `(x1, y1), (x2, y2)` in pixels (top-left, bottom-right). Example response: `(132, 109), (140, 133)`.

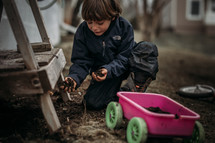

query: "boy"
(61, 0), (158, 110)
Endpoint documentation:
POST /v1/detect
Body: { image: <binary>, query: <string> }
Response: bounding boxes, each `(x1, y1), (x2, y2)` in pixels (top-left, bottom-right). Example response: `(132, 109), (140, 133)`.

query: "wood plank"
(0, 48), (66, 97)
(0, 51), (25, 71)
(39, 49), (66, 91)
(0, 48), (60, 72)
(31, 42), (52, 52)
(2, 0), (39, 70)
(0, 48), (66, 96)
(34, 48), (59, 65)
(0, 50), (22, 59)
(28, 0), (51, 44)
(0, 70), (44, 97)
(17, 42), (52, 53)
(0, 63), (25, 72)
(40, 92), (61, 133)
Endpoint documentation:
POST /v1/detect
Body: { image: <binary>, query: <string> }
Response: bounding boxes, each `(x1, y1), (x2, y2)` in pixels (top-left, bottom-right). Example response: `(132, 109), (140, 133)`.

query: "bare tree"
(71, 0), (83, 27)
(0, 0), (2, 21)
(138, 0), (171, 41)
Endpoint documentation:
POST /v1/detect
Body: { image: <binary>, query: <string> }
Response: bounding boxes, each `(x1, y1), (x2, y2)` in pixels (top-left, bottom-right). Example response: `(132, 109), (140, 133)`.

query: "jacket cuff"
(101, 65), (112, 79)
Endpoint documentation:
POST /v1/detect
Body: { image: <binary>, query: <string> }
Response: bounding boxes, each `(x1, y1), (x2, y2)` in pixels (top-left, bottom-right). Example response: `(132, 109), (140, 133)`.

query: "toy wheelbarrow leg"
(40, 92), (61, 132)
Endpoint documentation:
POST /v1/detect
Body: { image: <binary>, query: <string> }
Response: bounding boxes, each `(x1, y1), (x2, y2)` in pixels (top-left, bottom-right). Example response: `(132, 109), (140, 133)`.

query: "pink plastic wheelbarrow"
(105, 92), (205, 143)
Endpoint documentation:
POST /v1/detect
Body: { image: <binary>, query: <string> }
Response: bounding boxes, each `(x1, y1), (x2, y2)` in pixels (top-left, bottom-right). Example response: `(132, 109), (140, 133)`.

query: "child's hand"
(92, 68), (107, 82)
(59, 77), (77, 93)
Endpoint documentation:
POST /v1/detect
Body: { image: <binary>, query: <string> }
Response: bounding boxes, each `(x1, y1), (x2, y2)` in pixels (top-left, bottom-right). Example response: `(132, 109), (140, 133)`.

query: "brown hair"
(82, 0), (122, 21)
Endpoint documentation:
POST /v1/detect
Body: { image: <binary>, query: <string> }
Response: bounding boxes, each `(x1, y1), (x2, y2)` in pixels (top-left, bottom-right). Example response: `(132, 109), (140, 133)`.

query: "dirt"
(145, 107), (170, 114)
(0, 32), (215, 143)
(94, 69), (105, 77)
(58, 78), (75, 91)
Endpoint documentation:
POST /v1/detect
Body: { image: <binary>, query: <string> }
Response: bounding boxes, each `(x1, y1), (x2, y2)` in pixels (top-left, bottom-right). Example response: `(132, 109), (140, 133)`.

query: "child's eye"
(87, 21), (93, 24)
(97, 21), (104, 25)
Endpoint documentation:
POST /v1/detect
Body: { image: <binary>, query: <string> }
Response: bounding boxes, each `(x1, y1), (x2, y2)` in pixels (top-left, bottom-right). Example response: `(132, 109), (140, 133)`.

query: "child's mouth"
(94, 31), (102, 35)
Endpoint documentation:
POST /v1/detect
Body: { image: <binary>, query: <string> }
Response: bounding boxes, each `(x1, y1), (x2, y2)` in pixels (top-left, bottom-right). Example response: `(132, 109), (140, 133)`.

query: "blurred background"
(1, 0), (215, 50)
(1, 0), (215, 73)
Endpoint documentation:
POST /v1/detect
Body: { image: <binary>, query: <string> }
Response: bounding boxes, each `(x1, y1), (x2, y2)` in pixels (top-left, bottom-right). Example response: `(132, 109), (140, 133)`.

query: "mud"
(94, 69), (104, 77)
(145, 107), (170, 114)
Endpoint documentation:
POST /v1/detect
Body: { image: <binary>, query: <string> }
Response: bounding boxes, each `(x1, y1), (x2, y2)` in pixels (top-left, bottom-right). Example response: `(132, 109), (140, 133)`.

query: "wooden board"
(38, 48), (66, 92)
(0, 48), (60, 72)
(0, 70), (43, 97)
(0, 48), (66, 97)
(40, 92), (61, 132)
(17, 42), (52, 53)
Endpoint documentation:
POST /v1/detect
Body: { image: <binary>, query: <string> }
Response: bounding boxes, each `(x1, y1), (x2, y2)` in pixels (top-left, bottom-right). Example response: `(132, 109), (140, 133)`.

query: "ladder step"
(32, 42), (52, 52)
(17, 42), (52, 53)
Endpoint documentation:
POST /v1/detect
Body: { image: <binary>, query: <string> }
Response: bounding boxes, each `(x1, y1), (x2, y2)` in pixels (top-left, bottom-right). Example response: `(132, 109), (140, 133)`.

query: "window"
(212, 0), (215, 12)
(191, 1), (200, 15)
(186, 0), (204, 20)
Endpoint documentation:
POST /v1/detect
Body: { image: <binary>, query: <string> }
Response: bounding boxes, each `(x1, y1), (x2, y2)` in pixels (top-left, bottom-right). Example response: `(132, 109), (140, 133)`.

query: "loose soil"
(58, 78), (75, 91)
(94, 69), (105, 77)
(0, 32), (215, 143)
(145, 107), (170, 114)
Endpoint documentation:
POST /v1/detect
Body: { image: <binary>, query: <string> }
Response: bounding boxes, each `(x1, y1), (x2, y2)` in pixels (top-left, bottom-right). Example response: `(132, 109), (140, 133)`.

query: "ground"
(0, 31), (215, 143)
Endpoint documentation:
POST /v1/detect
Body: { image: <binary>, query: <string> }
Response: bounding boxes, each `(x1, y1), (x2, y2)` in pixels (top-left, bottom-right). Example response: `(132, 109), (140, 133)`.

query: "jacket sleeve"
(67, 27), (94, 87)
(102, 23), (135, 79)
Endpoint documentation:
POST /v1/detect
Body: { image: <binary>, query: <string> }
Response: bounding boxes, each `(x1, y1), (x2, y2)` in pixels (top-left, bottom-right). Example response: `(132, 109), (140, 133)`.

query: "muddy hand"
(59, 77), (77, 93)
(92, 68), (107, 82)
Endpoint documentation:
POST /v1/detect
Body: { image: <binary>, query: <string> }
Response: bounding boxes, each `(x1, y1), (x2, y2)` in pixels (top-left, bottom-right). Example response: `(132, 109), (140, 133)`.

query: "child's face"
(86, 20), (111, 36)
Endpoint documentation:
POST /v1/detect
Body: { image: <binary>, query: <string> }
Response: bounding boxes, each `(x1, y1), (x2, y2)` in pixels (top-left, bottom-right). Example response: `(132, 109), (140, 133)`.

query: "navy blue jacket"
(68, 17), (135, 87)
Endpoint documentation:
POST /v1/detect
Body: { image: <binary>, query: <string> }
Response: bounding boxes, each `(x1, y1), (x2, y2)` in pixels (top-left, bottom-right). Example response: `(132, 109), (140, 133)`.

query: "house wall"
(204, 0), (215, 35)
(205, 25), (215, 35)
(174, 0), (204, 34)
(161, 1), (171, 29)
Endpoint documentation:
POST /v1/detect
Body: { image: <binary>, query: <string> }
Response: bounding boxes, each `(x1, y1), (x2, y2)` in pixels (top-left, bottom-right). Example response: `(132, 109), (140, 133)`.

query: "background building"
(163, 0), (215, 35)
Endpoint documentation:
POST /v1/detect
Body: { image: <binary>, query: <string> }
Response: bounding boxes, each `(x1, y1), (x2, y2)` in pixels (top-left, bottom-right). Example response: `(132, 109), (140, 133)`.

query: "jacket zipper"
(102, 41), (105, 57)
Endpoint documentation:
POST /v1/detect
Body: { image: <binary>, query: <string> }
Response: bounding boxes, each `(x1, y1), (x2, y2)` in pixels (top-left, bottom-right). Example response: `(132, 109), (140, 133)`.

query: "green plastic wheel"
(183, 121), (205, 143)
(105, 102), (123, 129)
(126, 117), (148, 143)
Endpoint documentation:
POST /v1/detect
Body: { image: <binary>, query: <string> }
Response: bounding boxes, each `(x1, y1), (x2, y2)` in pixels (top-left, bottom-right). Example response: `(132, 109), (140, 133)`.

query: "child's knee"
(84, 97), (105, 110)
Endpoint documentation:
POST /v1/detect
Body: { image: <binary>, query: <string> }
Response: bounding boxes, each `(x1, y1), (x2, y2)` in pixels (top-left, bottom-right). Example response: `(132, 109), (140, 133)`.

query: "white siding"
(204, 0), (215, 25)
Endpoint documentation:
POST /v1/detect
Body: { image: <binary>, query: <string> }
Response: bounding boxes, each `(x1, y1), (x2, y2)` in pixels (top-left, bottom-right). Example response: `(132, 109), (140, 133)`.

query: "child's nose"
(91, 23), (98, 31)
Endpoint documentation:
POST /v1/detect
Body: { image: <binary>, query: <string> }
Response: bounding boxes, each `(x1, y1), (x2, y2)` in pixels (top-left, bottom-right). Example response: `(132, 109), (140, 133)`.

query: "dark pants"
(84, 73), (128, 110)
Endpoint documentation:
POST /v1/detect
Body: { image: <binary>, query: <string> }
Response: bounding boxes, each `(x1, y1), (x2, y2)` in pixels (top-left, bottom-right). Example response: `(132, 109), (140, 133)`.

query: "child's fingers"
(101, 70), (107, 75)
(68, 87), (72, 93)
(95, 75), (101, 81)
(72, 82), (77, 92)
(97, 73), (107, 81)
(95, 75), (105, 82)
(92, 72), (97, 80)
(100, 68), (107, 74)
(64, 87), (68, 92)
(59, 85), (66, 90)
(96, 76), (103, 81)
